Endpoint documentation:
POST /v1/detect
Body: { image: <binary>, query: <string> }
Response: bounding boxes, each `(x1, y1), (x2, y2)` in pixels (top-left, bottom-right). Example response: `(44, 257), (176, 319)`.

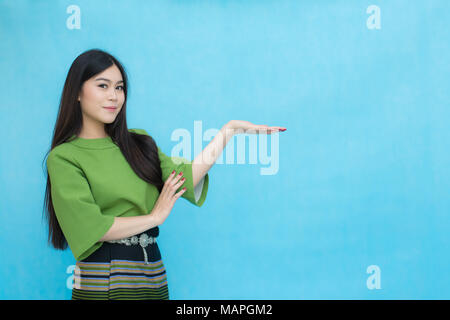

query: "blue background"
(0, 0), (449, 299)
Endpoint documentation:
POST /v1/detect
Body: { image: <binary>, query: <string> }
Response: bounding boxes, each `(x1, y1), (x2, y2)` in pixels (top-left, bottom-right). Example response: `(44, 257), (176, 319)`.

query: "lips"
(103, 107), (117, 110)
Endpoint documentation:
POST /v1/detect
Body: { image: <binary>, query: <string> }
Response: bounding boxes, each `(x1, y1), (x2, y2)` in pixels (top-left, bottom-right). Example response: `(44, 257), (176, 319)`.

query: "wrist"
(223, 121), (236, 136)
(147, 209), (161, 227)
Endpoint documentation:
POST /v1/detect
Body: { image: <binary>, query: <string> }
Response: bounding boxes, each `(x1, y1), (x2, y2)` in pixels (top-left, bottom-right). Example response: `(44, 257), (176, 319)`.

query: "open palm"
(228, 120), (287, 134)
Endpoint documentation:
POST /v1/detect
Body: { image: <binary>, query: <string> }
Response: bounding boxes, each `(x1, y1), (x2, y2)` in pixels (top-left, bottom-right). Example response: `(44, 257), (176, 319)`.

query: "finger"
(265, 127), (284, 134)
(270, 127), (286, 131)
(246, 127), (270, 134)
(259, 125), (274, 133)
(173, 176), (186, 189)
(166, 170), (182, 185)
(168, 173), (185, 197)
(162, 170), (179, 195)
(165, 170), (177, 183)
(170, 171), (184, 186)
(256, 125), (270, 132)
(173, 187), (187, 199)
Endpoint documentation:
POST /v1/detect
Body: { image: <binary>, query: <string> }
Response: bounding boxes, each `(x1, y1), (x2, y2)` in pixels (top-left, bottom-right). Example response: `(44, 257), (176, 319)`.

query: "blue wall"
(0, 0), (448, 299)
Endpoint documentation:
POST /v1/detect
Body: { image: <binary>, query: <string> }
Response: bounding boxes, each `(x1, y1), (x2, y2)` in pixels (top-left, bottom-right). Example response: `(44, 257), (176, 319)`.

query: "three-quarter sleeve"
(47, 150), (115, 261)
(157, 146), (209, 207)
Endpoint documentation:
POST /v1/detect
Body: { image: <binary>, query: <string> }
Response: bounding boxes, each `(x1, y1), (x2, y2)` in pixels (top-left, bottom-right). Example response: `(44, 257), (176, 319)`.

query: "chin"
(103, 118), (118, 124)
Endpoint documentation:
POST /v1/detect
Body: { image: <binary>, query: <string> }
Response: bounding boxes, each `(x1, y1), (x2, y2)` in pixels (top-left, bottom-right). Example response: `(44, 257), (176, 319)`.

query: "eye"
(98, 84), (124, 90)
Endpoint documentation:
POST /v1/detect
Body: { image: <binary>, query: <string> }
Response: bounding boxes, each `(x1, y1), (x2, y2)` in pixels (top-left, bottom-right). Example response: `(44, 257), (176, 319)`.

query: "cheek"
(119, 92), (126, 104)
(82, 86), (102, 103)
(80, 90), (103, 112)
(91, 88), (105, 101)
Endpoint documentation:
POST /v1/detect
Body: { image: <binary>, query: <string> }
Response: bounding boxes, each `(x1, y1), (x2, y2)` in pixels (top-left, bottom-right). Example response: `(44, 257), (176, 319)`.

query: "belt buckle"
(139, 233), (150, 247)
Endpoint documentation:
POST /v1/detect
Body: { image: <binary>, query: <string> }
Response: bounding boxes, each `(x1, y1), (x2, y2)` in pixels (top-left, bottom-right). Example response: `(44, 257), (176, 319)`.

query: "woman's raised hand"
(226, 120), (287, 134)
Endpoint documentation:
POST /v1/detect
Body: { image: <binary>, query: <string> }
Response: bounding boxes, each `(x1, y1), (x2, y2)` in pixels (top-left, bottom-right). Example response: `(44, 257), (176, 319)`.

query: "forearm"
(99, 214), (160, 242)
(191, 122), (235, 187)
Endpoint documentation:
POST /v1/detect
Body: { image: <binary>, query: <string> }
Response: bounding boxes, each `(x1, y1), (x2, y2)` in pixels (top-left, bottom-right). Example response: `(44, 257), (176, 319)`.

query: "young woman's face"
(77, 64), (125, 126)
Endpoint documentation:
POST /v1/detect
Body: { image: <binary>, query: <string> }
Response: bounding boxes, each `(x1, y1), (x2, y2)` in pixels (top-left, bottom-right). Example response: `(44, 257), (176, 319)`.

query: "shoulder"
(128, 128), (150, 136)
(129, 128), (164, 155)
(47, 143), (78, 167)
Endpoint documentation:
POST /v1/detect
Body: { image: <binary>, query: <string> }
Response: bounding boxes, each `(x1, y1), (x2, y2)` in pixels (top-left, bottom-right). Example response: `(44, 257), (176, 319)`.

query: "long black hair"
(42, 49), (164, 251)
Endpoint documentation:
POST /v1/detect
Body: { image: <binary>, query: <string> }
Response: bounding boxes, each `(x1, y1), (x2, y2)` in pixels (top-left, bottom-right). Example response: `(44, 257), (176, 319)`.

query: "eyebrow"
(95, 77), (124, 84)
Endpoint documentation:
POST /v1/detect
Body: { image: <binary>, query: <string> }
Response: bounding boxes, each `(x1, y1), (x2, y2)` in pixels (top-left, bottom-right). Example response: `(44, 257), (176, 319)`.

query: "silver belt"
(106, 233), (157, 265)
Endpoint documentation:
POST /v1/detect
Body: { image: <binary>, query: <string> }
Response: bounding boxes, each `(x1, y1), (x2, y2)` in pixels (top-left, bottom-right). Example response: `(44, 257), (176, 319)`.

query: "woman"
(43, 48), (286, 300)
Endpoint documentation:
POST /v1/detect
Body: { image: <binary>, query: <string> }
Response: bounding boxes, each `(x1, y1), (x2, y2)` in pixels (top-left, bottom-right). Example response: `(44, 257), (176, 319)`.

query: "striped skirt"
(72, 227), (169, 300)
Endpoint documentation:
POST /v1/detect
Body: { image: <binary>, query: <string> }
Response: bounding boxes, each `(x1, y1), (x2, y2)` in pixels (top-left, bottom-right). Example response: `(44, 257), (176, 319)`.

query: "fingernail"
(179, 172), (183, 176)
(172, 170), (175, 174)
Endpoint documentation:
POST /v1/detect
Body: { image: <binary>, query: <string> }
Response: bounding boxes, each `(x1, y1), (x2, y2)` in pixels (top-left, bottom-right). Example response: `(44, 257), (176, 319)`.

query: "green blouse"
(46, 128), (209, 261)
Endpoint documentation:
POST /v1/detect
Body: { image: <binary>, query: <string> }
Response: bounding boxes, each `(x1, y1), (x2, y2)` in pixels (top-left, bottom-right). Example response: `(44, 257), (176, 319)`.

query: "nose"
(108, 87), (118, 100)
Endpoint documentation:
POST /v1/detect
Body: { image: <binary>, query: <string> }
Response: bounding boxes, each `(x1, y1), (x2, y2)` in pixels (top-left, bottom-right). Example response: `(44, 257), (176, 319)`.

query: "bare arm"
(99, 169), (188, 242)
(100, 120), (285, 242)
(191, 121), (235, 188)
(99, 214), (160, 241)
